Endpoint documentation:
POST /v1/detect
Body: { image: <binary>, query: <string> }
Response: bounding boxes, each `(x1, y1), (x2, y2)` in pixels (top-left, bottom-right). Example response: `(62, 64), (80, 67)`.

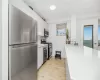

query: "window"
(56, 23), (66, 36)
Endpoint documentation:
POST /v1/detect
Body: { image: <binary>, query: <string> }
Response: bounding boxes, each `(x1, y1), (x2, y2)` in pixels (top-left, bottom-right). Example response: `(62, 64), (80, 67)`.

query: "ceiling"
(24, 0), (100, 22)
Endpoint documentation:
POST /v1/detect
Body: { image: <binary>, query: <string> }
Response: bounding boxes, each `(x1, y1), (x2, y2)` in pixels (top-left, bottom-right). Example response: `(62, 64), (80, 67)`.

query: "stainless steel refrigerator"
(9, 5), (37, 80)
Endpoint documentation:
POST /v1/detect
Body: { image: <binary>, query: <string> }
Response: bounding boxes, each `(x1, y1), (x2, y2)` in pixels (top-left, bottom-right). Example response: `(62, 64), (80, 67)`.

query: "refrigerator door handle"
(12, 45), (21, 48)
(11, 43), (37, 48)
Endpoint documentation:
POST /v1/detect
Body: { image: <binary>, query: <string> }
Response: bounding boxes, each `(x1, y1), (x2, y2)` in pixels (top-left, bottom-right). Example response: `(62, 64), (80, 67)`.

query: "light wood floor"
(38, 58), (66, 80)
(11, 58), (66, 80)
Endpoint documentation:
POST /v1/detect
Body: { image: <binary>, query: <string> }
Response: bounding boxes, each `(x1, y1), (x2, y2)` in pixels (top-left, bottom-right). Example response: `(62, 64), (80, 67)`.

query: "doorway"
(83, 25), (93, 48)
(98, 25), (100, 50)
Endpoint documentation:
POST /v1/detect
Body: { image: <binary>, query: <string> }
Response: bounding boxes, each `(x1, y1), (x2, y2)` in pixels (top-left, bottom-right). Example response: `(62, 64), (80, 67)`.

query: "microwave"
(44, 29), (49, 37)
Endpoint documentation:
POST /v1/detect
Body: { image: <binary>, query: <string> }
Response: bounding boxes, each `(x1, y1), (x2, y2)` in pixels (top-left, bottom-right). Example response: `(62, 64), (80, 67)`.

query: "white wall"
(2, 0), (8, 80)
(76, 18), (98, 49)
(71, 15), (76, 42)
(0, 0), (1, 79)
(47, 24), (66, 58)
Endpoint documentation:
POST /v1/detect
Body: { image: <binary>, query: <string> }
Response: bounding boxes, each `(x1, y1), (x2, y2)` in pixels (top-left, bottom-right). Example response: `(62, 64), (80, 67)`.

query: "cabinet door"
(9, 5), (22, 45)
(30, 44), (37, 63)
(38, 21), (44, 36)
(37, 47), (43, 69)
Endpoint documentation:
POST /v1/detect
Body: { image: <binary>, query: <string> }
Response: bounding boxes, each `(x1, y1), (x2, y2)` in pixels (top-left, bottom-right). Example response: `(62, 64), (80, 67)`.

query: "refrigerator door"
(9, 43), (37, 80)
(9, 45), (22, 78)
(9, 5), (22, 45)
(19, 12), (36, 43)
(9, 5), (37, 45)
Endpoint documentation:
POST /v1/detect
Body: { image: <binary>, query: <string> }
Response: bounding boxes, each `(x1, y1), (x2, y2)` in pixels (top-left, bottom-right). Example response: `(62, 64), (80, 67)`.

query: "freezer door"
(9, 43), (37, 80)
(9, 5), (36, 45)
(30, 44), (37, 80)
(9, 45), (23, 78)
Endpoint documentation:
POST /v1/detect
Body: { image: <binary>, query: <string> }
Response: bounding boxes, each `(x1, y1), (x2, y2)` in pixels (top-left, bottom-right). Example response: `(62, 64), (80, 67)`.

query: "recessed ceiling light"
(50, 5), (56, 10)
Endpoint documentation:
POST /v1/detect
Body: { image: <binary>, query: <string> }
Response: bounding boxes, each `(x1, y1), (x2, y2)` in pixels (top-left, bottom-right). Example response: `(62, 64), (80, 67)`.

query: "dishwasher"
(43, 46), (48, 63)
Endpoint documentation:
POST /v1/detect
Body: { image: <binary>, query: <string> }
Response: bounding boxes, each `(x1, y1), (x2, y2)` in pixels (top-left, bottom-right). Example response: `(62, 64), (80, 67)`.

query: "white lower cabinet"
(37, 47), (43, 69)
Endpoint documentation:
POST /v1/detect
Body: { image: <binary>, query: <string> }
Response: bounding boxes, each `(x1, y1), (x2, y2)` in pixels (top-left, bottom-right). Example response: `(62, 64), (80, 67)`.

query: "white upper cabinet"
(37, 20), (44, 36)
(37, 20), (48, 36)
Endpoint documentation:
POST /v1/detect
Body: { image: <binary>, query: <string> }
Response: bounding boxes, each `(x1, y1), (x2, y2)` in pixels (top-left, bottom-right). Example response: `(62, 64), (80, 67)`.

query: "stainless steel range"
(41, 39), (52, 60)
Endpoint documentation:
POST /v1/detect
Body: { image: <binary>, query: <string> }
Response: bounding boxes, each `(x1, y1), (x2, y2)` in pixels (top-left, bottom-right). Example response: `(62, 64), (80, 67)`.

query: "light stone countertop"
(65, 45), (100, 80)
(37, 44), (48, 48)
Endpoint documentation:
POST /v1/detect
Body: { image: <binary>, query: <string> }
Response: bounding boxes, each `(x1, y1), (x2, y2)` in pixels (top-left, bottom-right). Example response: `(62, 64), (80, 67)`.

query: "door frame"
(83, 25), (94, 48)
(98, 25), (100, 47)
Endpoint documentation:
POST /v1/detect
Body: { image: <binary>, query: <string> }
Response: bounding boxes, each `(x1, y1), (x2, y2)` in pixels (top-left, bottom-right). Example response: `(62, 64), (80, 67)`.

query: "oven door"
(43, 47), (47, 63)
(48, 44), (52, 59)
